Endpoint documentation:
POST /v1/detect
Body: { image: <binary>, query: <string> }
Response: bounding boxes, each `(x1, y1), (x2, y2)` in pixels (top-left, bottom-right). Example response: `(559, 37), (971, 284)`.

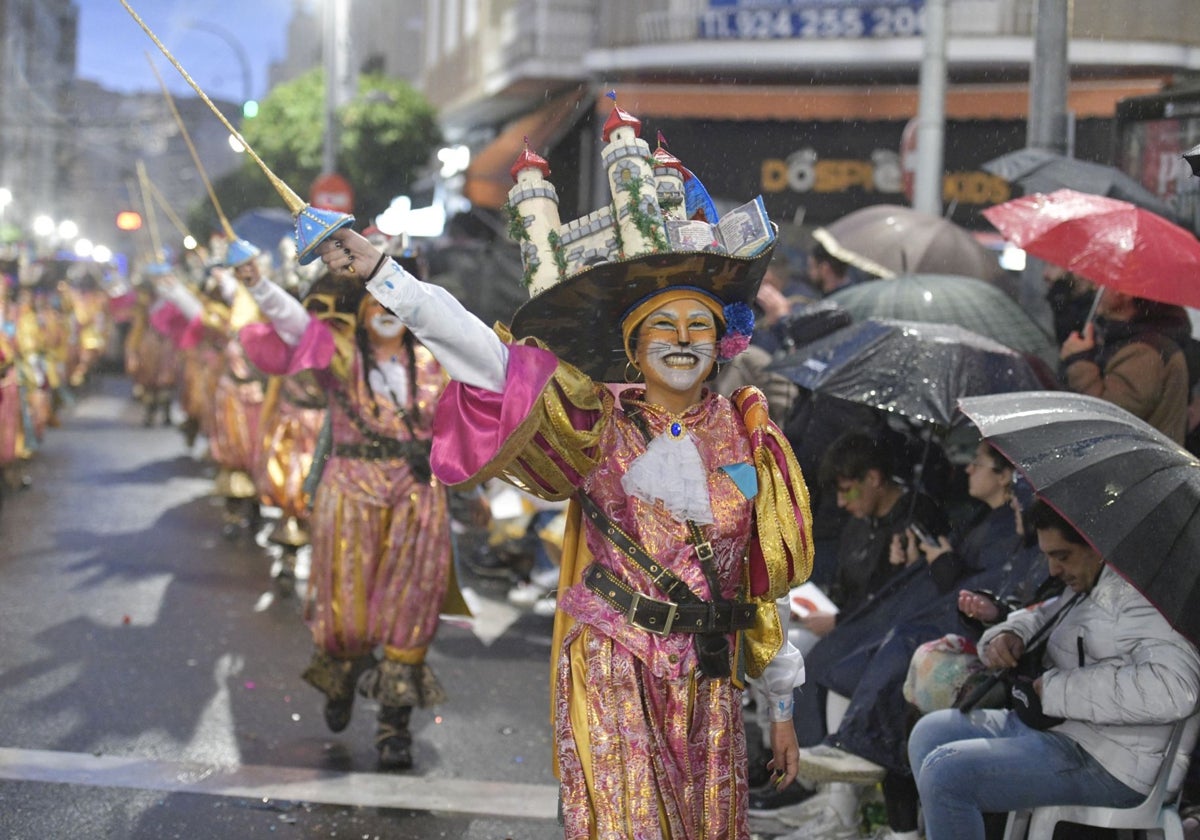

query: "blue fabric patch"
(721, 463), (758, 499)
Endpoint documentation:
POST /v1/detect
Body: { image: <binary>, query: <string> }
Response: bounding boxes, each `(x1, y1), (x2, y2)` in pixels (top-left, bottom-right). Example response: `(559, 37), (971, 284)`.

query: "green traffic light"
(242, 100), (259, 119)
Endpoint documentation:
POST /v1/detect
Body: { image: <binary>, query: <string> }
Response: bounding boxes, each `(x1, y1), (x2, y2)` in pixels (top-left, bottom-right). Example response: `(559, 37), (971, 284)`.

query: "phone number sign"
(699, 0), (926, 40)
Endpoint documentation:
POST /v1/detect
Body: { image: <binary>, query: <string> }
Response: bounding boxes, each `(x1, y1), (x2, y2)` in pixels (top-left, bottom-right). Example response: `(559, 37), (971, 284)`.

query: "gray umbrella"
(983, 147), (1184, 225)
(828, 273), (1056, 364)
(1186, 143), (1200, 177)
(959, 390), (1200, 647)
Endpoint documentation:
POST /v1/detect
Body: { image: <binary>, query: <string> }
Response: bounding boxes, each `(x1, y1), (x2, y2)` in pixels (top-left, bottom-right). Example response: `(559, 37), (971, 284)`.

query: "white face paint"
(369, 313), (406, 339)
(635, 302), (718, 396)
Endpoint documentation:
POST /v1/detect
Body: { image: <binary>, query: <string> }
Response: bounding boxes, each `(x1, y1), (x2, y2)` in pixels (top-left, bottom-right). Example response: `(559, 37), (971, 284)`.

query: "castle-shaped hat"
(506, 93), (775, 382)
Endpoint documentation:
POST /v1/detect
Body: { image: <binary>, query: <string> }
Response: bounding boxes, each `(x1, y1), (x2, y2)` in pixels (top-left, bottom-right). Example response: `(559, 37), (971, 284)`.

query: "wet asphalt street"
(0, 373), (800, 840)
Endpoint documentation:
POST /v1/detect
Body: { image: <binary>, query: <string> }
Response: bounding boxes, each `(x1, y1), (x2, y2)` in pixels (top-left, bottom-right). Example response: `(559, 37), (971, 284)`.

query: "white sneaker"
(772, 783), (862, 829)
(796, 744), (887, 784)
(773, 806), (859, 840)
(507, 580), (550, 607)
(531, 592), (558, 616)
(529, 566), (559, 589)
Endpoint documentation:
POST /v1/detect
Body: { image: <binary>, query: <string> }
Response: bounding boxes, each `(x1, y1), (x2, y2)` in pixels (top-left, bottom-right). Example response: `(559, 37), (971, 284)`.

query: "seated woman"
(909, 499), (1200, 840)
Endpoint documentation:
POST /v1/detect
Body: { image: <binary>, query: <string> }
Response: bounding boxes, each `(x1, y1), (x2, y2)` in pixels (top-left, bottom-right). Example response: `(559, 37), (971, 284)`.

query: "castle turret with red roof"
(652, 132), (688, 221)
(506, 140), (563, 293)
(600, 92), (667, 258)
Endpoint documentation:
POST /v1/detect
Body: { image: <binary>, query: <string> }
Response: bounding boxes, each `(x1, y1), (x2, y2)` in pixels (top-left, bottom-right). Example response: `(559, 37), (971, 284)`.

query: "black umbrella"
(828, 273), (1055, 362)
(1186, 143), (1200, 178)
(958, 390), (1200, 647)
(775, 299), (853, 352)
(983, 147), (1184, 225)
(767, 318), (1043, 428)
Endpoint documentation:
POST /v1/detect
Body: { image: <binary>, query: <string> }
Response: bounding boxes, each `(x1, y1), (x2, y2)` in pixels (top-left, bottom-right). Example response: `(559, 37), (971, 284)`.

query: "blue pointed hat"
(225, 238), (261, 268)
(295, 205), (355, 265)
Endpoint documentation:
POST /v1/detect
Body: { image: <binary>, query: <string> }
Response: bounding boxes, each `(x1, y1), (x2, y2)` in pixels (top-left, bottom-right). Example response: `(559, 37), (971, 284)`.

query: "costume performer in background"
(237, 251), (462, 772)
(126, 266), (183, 428)
(318, 98), (813, 837)
(211, 242), (269, 539)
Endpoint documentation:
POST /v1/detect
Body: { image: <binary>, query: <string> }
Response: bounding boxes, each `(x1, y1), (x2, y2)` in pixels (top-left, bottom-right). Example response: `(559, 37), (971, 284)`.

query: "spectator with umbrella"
(907, 391), (1200, 840)
(1059, 290), (1191, 444)
(984, 189), (1200, 444)
(910, 496), (1200, 840)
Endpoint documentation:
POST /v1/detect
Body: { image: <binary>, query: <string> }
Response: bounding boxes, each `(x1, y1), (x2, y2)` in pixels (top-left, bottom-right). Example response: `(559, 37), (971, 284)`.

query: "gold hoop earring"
(624, 360), (642, 383)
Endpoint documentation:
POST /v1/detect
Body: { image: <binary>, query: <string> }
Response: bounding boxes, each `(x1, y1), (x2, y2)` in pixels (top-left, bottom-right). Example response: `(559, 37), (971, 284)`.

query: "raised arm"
(240, 270), (311, 346)
(318, 229), (508, 393)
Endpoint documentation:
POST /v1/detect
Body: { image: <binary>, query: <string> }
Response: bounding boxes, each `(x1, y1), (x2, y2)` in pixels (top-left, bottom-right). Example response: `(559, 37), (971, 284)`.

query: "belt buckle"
(626, 592), (677, 636)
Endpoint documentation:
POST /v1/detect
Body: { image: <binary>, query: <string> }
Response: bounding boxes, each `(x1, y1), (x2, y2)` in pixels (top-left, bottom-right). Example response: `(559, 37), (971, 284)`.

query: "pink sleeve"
(239, 317), (336, 375)
(430, 343), (562, 486)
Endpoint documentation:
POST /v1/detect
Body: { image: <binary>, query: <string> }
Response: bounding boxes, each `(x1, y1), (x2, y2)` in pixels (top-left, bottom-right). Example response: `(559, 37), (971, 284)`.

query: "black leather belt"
(584, 564), (756, 636)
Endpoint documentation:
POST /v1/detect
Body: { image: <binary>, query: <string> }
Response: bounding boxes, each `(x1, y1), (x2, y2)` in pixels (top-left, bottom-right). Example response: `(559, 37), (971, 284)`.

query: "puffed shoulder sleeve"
(431, 325), (614, 501)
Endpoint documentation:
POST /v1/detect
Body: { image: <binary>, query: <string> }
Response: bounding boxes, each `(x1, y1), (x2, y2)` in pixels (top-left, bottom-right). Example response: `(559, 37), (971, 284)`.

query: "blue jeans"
(908, 708), (1143, 840)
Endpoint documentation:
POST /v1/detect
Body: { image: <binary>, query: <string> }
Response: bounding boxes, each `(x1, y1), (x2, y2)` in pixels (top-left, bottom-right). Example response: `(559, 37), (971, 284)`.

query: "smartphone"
(910, 522), (940, 546)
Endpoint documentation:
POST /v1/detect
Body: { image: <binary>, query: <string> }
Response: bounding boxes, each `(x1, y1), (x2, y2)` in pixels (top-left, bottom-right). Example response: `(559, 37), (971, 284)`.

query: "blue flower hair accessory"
(717, 301), (755, 362)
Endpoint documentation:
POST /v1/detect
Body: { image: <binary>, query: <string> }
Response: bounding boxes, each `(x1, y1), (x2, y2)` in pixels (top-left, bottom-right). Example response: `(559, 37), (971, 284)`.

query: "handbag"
(955, 591), (1084, 722)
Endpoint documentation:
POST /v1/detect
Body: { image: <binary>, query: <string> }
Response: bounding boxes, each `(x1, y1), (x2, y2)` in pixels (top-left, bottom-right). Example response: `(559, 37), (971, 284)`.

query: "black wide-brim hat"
(509, 241), (776, 383)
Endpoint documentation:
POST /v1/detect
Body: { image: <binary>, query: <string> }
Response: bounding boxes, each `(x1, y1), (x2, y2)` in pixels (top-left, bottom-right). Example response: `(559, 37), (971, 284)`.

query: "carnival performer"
(124, 267), (182, 428)
(0, 283), (22, 494)
(250, 261), (326, 588)
(314, 100), (812, 837)
(210, 243), (269, 539)
(175, 266), (231, 449)
(235, 246), (462, 772)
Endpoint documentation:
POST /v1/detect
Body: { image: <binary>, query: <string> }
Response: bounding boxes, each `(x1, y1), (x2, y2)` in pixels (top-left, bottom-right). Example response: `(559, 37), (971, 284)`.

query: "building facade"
(0, 0), (78, 235)
(415, 0), (1200, 236)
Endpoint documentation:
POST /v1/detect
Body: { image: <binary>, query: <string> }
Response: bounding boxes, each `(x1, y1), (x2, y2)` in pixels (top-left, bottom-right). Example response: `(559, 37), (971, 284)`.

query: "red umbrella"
(982, 188), (1200, 309)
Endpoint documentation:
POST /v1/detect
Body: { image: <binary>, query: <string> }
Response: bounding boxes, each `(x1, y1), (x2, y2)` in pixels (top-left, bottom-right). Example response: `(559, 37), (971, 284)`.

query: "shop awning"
(464, 87), (591, 210)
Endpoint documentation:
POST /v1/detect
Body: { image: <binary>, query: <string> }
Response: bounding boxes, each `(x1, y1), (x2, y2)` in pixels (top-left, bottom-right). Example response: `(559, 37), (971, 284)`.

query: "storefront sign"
(648, 116), (1113, 229)
(700, 0), (925, 40)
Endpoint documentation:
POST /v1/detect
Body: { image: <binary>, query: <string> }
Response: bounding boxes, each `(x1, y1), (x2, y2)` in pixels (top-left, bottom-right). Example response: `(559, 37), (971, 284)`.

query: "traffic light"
(242, 100), (259, 119)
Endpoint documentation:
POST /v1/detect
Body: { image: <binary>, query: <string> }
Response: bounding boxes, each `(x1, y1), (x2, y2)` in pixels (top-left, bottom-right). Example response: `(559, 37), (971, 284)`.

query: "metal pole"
(322, 0), (353, 175)
(1027, 0), (1072, 154)
(913, 0), (947, 216)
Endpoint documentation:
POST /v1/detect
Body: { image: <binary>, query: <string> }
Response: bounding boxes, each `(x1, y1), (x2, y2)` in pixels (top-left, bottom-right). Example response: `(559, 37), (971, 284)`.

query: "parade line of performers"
(0, 259), (117, 502)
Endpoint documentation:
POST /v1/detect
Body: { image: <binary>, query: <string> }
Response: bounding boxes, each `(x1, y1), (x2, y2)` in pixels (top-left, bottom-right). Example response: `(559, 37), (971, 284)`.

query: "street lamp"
(184, 20), (253, 110)
(32, 215), (55, 238)
(185, 20), (255, 154)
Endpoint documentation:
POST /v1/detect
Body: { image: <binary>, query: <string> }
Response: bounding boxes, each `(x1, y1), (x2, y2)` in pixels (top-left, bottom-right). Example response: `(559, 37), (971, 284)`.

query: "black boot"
(376, 705), (413, 771)
(301, 651), (376, 733)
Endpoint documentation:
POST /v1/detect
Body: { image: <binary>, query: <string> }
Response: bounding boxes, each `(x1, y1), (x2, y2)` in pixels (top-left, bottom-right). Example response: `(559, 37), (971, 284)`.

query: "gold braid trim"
(733, 386), (815, 679)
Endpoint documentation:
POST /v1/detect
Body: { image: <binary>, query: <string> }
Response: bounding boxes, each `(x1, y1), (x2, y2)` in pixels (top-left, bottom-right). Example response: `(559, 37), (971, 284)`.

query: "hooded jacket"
(1063, 302), (1191, 443)
(980, 566), (1200, 795)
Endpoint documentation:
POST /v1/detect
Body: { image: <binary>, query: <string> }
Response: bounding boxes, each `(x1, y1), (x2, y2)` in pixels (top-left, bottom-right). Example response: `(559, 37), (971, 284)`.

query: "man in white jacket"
(908, 498), (1200, 840)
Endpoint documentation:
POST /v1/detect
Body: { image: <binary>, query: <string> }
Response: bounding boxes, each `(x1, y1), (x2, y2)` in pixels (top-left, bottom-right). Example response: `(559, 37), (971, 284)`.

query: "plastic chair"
(1003, 718), (1188, 840)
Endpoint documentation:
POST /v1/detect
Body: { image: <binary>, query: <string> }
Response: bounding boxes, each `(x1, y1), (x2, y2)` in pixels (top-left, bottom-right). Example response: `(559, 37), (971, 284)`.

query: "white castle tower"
(505, 96), (678, 296)
(506, 146), (564, 294)
(601, 103), (669, 258)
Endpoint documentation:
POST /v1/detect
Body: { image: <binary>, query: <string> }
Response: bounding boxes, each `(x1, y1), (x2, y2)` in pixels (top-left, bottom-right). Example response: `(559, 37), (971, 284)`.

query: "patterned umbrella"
(767, 318), (1043, 428)
(828, 274), (1055, 362)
